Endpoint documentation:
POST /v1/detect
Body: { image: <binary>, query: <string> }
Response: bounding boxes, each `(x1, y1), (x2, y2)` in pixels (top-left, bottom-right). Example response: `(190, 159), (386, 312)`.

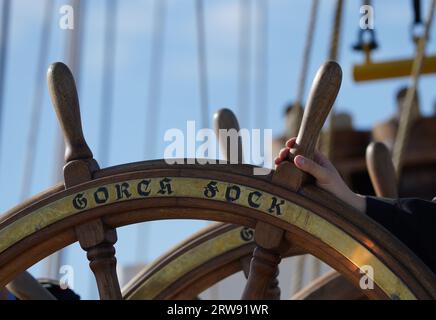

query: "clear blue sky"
(0, 0), (435, 299)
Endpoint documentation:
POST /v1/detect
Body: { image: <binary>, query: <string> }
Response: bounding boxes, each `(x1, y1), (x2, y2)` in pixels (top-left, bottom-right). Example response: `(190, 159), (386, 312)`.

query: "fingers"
(285, 137), (297, 148)
(276, 138), (336, 188)
(278, 147), (290, 160)
(275, 138), (297, 165)
(274, 147), (290, 165)
(277, 138), (333, 170)
(294, 155), (329, 183)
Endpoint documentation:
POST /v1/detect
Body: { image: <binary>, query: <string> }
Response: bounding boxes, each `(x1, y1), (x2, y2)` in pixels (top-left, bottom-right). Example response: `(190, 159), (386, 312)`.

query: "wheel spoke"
(77, 219), (121, 300)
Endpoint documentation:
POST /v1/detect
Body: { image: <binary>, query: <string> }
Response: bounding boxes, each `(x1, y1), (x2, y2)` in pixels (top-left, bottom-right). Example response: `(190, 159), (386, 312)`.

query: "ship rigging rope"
(144, 0), (166, 159)
(288, 0), (319, 138)
(290, 0), (320, 297)
(295, 0), (319, 107)
(99, 0), (118, 167)
(138, 0), (167, 261)
(0, 0), (11, 171)
(413, 0), (422, 25)
(392, 0), (436, 178)
(20, 0), (55, 200)
(324, 0), (344, 159)
(312, 0), (344, 287)
(328, 0), (344, 62)
(254, 0), (268, 130)
(238, 0), (252, 126)
(195, 0), (209, 129)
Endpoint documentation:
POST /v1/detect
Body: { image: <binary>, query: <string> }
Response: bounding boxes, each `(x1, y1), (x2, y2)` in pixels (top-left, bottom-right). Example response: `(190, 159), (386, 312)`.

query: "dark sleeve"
(366, 196), (436, 275)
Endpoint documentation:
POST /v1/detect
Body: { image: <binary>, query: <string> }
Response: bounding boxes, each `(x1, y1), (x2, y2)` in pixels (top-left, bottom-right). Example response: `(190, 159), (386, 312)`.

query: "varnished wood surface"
(2, 60), (435, 301)
(49, 61), (118, 300)
(124, 221), (367, 300)
(285, 61), (342, 190)
(47, 62), (93, 163)
(124, 223), (330, 300)
(366, 142), (398, 198)
(242, 60), (340, 300)
(242, 222), (284, 300)
(372, 116), (436, 199)
(123, 224), (259, 299)
(292, 61), (342, 161)
(0, 162), (435, 299)
(77, 220), (121, 299)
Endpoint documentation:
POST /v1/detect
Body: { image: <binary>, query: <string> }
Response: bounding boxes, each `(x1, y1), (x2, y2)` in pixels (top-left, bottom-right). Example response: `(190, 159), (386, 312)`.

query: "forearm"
(342, 191), (366, 213)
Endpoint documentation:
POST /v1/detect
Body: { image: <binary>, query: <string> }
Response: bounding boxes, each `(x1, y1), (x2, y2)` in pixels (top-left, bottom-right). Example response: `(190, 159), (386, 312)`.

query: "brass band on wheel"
(124, 226), (253, 299)
(0, 176), (415, 300)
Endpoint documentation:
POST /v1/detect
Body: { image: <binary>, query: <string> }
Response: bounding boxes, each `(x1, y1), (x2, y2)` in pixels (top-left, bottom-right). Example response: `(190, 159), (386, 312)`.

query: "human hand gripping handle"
(274, 61), (341, 190)
(274, 138), (366, 213)
(274, 61), (366, 213)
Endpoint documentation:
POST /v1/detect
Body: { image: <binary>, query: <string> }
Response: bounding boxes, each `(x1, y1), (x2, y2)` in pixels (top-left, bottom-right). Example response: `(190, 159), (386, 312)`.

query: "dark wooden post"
(48, 62), (121, 300)
(242, 61), (342, 300)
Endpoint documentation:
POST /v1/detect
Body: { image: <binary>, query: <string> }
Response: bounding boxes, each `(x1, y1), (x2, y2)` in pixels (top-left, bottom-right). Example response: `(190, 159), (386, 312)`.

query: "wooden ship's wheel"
(1, 61), (436, 300)
(122, 108), (360, 300)
(123, 223), (260, 300)
(123, 0), (436, 302)
(121, 127), (400, 301)
(122, 222), (366, 300)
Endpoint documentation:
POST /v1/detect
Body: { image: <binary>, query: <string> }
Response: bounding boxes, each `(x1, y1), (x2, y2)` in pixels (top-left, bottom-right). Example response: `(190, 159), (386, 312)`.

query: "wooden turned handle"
(289, 61), (342, 162)
(366, 142), (398, 198)
(274, 61), (342, 190)
(48, 62), (93, 163)
(213, 108), (243, 163)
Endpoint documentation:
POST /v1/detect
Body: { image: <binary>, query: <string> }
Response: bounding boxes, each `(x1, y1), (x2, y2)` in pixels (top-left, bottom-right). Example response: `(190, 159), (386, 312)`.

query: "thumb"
(294, 155), (329, 183)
